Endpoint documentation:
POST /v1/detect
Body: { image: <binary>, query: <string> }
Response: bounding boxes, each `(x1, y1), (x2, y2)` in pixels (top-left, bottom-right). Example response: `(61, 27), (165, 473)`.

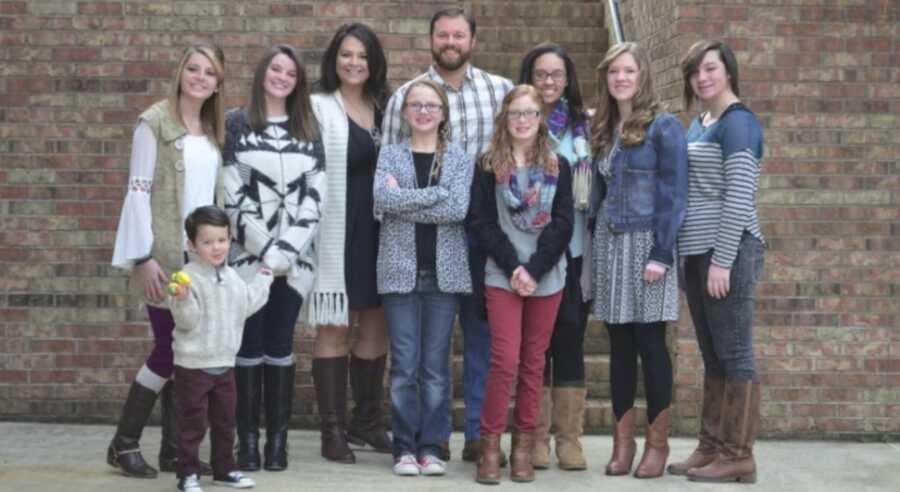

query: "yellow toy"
(166, 271), (192, 296)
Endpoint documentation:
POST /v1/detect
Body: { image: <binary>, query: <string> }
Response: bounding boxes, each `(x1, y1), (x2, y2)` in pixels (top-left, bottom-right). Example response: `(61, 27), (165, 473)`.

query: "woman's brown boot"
(688, 381), (760, 483)
(553, 387), (587, 470)
(668, 374), (724, 475)
(312, 357), (356, 464)
(605, 407), (636, 475)
(510, 432), (535, 482)
(634, 408), (670, 478)
(531, 387), (552, 470)
(475, 434), (502, 485)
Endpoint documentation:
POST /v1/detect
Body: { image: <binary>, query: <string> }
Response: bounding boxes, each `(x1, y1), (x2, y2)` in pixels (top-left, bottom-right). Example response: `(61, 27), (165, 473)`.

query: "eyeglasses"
(507, 110), (541, 121)
(533, 70), (566, 83)
(405, 102), (443, 114)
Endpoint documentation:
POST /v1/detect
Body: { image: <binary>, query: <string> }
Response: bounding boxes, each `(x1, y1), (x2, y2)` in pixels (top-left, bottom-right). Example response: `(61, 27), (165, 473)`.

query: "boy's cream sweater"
(167, 258), (272, 369)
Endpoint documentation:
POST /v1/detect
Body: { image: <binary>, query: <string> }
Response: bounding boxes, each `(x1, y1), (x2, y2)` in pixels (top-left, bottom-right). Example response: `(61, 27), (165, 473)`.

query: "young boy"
(167, 206), (273, 492)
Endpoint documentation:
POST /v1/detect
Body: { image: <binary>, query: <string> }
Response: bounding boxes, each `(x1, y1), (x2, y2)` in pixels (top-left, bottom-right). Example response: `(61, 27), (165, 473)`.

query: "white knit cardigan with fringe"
(308, 91), (351, 327)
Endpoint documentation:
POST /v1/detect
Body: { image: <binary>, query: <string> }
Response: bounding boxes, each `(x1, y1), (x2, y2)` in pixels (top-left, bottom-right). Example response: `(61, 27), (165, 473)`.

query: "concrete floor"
(0, 422), (897, 491)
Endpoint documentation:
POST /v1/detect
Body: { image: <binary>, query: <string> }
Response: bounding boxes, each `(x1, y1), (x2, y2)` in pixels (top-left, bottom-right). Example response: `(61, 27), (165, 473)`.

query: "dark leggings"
(543, 256), (589, 385)
(237, 276), (302, 360)
(606, 321), (672, 424)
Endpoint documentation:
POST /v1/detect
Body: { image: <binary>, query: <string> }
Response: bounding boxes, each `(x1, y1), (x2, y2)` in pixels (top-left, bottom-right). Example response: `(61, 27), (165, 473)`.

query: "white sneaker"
(393, 454), (420, 476)
(213, 471), (255, 489)
(177, 474), (204, 492)
(418, 455), (446, 476)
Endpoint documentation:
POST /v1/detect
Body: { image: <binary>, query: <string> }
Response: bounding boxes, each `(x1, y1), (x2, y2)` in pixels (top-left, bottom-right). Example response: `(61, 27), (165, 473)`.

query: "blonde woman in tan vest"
(108, 44), (225, 480)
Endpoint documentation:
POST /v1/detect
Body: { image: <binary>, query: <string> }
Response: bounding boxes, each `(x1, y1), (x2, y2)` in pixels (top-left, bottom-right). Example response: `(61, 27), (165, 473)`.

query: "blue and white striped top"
(678, 103), (764, 267)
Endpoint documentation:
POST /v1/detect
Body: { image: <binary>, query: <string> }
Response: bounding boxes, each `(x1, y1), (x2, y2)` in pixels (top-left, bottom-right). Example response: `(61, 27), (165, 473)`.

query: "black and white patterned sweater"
(222, 108), (327, 300)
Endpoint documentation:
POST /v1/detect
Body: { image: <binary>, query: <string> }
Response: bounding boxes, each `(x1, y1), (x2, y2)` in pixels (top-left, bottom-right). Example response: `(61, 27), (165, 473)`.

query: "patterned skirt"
(591, 211), (679, 324)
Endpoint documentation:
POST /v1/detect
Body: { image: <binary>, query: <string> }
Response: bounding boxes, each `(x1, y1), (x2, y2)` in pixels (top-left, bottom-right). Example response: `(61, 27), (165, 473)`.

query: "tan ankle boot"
(634, 408), (670, 478)
(532, 387), (552, 470)
(688, 381), (760, 483)
(475, 434), (502, 484)
(510, 432), (535, 482)
(552, 387), (587, 470)
(668, 374), (725, 475)
(605, 407), (636, 475)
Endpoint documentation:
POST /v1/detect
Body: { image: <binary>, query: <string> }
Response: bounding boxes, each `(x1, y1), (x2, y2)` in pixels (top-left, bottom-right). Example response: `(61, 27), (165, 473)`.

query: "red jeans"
(174, 366), (237, 478)
(480, 287), (563, 435)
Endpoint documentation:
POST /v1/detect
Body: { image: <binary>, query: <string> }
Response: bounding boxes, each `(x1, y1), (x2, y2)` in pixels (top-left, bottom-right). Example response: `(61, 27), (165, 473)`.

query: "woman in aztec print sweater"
(222, 44), (325, 472)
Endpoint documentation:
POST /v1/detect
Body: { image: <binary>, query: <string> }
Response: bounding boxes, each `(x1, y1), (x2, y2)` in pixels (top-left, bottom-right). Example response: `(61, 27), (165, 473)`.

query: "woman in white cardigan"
(310, 23), (392, 464)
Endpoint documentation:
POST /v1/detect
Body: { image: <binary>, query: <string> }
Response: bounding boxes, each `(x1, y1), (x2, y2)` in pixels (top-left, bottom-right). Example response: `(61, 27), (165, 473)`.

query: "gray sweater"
(373, 142), (474, 294)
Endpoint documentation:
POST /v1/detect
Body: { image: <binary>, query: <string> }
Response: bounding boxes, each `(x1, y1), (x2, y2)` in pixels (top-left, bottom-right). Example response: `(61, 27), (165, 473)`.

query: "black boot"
(106, 381), (159, 478)
(235, 365), (263, 471)
(347, 354), (392, 453)
(312, 357), (355, 463)
(158, 381), (212, 475)
(263, 363), (295, 471)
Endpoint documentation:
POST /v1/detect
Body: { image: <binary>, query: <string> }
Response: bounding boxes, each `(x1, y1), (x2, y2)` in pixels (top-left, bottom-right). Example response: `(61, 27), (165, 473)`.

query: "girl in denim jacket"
(589, 42), (688, 479)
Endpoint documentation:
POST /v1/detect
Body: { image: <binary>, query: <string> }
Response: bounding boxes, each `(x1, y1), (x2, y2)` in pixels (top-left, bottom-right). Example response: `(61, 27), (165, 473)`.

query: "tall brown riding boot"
(475, 434), (502, 485)
(634, 408), (670, 478)
(347, 354), (392, 453)
(688, 381), (760, 483)
(605, 407), (636, 475)
(553, 387), (587, 470)
(531, 387), (552, 470)
(510, 432), (536, 482)
(106, 381), (159, 478)
(668, 374), (725, 475)
(312, 357), (356, 464)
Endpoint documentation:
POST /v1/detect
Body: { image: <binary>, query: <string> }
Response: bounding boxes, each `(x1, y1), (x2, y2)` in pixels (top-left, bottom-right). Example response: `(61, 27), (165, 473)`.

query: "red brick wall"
(0, 1), (608, 424)
(617, 0), (899, 439)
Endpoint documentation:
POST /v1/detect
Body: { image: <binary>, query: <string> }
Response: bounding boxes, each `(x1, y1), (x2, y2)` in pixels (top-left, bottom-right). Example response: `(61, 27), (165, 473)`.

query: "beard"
(432, 45), (471, 71)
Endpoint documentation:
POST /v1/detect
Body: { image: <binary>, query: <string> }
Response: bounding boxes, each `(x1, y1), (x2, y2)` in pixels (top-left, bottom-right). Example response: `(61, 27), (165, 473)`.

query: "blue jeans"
(384, 273), (458, 458)
(683, 232), (764, 382)
(458, 293), (492, 441)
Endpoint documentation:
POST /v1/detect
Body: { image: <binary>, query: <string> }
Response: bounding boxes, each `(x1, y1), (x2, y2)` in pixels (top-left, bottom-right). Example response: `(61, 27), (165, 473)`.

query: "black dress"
(344, 113), (382, 309)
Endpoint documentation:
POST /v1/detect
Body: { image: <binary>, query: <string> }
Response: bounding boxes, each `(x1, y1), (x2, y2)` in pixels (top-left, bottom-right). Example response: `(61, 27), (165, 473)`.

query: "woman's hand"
(643, 262), (667, 283)
(137, 258), (168, 303)
(511, 266), (537, 297)
(707, 264), (731, 299)
(385, 173), (398, 189)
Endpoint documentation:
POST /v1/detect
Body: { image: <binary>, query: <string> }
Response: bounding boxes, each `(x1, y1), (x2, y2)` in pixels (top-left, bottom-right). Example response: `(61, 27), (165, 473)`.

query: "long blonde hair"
(591, 42), (660, 155)
(402, 79), (452, 184)
(482, 84), (558, 177)
(168, 44), (226, 147)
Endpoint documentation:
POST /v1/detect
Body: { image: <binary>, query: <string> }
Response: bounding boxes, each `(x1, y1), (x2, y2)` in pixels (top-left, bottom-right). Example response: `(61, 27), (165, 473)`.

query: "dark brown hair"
(315, 23), (390, 109)
(185, 205), (230, 242)
(680, 40), (740, 110)
(246, 45), (319, 141)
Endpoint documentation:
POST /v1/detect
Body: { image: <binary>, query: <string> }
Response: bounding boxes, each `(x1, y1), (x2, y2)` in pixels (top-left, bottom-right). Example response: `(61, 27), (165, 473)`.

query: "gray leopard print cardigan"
(373, 142), (474, 294)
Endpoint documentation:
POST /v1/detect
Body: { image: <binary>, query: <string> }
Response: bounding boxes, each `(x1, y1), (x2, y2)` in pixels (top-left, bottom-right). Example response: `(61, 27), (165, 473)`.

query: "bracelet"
(133, 255), (153, 266)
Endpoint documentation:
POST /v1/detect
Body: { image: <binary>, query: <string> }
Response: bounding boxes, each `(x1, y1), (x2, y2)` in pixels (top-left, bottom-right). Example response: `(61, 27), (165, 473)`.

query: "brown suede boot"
(510, 432), (536, 482)
(668, 374), (725, 475)
(552, 387), (587, 471)
(475, 434), (502, 485)
(688, 381), (760, 484)
(634, 408), (670, 478)
(531, 387), (552, 470)
(605, 407), (637, 476)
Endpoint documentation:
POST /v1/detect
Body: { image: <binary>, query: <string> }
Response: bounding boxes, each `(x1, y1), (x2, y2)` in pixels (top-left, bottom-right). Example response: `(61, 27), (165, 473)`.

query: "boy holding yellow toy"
(167, 206), (273, 492)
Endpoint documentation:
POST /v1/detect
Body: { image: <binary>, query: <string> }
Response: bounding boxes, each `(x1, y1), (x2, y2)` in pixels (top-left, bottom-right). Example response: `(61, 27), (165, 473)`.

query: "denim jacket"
(591, 112), (688, 266)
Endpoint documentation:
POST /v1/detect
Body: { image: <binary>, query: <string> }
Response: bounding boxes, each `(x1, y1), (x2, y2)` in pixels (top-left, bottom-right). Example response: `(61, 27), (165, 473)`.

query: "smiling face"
(336, 35), (370, 89)
(430, 15), (475, 71)
(189, 224), (231, 267)
(402, 84), (445, 136)
(531, 53), (567, 107)
(263, 53), (298, 102)
(506, 93), (543, 145)
(690, 49), (732, 104)
(606, 51), (640, 104)
(179, 52), (219, 103)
